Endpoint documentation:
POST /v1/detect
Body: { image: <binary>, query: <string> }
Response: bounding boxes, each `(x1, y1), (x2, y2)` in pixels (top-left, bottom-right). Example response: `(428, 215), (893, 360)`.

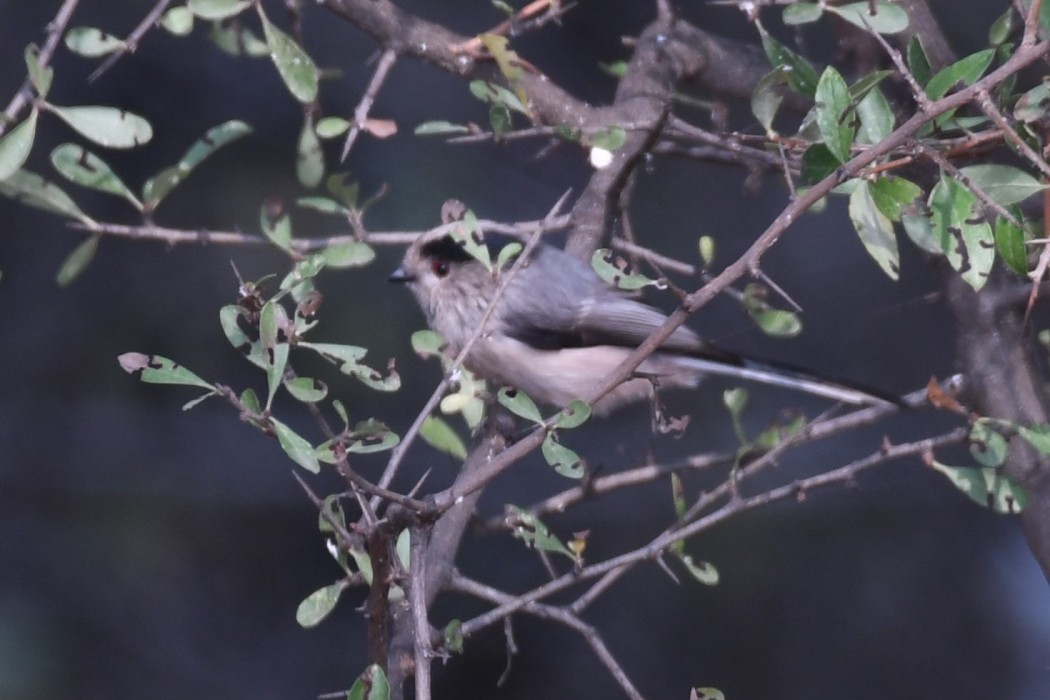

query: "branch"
(1, 0), (80, 133)
(451, 427), (968, 640)
(87, 0), (173, 83)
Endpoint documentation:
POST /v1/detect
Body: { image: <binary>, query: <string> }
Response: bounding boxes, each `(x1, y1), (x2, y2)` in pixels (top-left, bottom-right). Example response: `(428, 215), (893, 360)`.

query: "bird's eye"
(431, 260), (450, 278)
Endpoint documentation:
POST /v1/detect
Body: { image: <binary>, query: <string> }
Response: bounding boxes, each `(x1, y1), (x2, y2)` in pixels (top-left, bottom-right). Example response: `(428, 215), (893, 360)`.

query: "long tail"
(677, 353), (903, 408)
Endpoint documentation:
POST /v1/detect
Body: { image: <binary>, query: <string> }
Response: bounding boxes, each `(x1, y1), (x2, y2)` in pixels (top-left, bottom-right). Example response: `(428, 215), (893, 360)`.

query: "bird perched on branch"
(389, 231), (898, 415)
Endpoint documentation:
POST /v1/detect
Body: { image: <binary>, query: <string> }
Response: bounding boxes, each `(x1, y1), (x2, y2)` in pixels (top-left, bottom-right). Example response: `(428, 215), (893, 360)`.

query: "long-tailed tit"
(389, 232), (897, 415)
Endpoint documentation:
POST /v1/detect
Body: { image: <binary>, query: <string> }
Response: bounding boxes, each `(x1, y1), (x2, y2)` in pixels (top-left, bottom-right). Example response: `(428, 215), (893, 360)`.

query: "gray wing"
(499, 245), (729, 358)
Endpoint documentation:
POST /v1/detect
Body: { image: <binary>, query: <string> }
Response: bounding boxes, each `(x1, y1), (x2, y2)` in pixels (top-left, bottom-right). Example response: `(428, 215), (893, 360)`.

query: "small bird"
(389, 231), (897, 415)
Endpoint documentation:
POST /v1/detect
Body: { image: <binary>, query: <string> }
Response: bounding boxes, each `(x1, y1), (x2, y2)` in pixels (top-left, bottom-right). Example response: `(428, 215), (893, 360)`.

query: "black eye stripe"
(419, 236), (475, 264)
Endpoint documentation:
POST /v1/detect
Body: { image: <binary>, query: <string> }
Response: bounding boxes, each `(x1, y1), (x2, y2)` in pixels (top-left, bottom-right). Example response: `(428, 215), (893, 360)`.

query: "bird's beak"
(388, 266), (415, 283)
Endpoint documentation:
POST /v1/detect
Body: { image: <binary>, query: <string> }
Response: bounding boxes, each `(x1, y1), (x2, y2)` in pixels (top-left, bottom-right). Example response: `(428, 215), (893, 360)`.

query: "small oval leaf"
(48, 104), (153, 149)
(64, 27), (126, 57)
(0, 109), (38, 180)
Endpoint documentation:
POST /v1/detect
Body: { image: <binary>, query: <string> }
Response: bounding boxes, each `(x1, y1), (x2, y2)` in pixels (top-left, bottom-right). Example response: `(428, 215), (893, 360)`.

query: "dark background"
(1, 1), (1048, 699)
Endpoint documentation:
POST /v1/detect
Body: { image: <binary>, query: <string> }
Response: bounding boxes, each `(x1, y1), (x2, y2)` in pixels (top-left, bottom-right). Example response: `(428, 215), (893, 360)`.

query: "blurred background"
(1, 1), (1048, 699)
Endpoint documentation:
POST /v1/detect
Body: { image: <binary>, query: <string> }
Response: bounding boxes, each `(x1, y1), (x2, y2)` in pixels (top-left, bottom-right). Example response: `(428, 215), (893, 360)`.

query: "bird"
(389, 230), (898, 415)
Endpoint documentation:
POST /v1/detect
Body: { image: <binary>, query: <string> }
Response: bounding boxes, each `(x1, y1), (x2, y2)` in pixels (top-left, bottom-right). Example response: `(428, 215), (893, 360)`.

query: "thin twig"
(917, 141), (1022, 226)
(975, 88), (1050, 180)
(449, 572), (646, 700)
(341, 49), (399, 161)
(454, 427), (968, 640)
(88, 0), (173, 83)
(70, 214), (571, 251)
(1, 0), (80, 131)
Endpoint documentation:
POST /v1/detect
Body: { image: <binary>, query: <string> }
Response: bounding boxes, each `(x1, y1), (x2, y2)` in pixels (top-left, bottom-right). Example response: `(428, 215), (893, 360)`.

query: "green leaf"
(590, 126), (627, 151)
(676, 553), (720, 585)
(118, 352), (215, 390)
(240, 388), (261, 414)
(930, 459), (1026, 513)
(260, 205), (292, 251)
(906, 36), (932, 88)
(315, 116), (350, 139)
(297, 116), (324, 188)
(64, 27), (126, 57)
(751, 69), (788, 135)
(450, 210), (492, 270)
(758, 24), (819, 97)
(142, 119), (251, 210)
(495, 241), (523, 268)
(347, 664), (390, 700)
(969, 421), (1008, 468)
(959, 164), (1047, 207)
(928, 175), (994, 290)
(271, 416), (320, 473)
(671, 472), (687, 520)
(848, 70), (895, 102)
(693, 688), (725, 700)
(782, 2), (822, 24)
(51, 143), (143, 210)
(317, 494), (346, 534)
(590, 248), (665, 290)
(506, 506), (576, 558)
(258, 5), (319, 103)
(187, 0), (251, 20)
(748, 307), (802, 338)
(989, 7), (1018, 46)
(415, 120), (470, 136)
(56, 235), (99, 287)
(160, 6), (194, 36)
(24, 45), (53, 98)
(260, 302), (289, 409)
(924, 49), (994, 101)
(479, 33), (524, 83)
(1014, 82), (1050, 123)
(994, 215), (1028, 276)
(318, 419), (400, 460)
(0, 109), (37, 180)
(346, 419), (399, 454)
(698, 236), (715, 266)
(554, 400), (591, 430)
(856, 87), (894, 144)
(296, 580), (348, 628)
(323, 241), (375, 268)
(296, 196), (349, 216)
(411, 330), (446, 358)
(1018, 424), (1050, 454)
(420, 415), (468, 459)
(298, 342), (367, 366)
(869, 176), (922, 221)
(208, 19), (269, 57)
(326, 172), (359, 208)
(542, 433), (584, 479)
(47, 104), (152, 149)
(346, 361), (401, 392)
(848, 180), (900, 280)
(723, 388), (748, 427)
(0, 169), (95, 224)
(800, 144), (839, 185)
(825, 2), (909, 34)
(814, 66), (854, 164)
(497, 387), (544, 424)
(285, 376), (328, 403)
(488, 105), (512, 135)
(444, 620), (464, 654)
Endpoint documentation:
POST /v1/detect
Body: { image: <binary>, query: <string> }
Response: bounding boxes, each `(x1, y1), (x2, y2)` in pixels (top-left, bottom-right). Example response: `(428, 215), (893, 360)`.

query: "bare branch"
(1, 0), (80, 132)
(87, 0), (173, 83)
(341, 48), (399, 161)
